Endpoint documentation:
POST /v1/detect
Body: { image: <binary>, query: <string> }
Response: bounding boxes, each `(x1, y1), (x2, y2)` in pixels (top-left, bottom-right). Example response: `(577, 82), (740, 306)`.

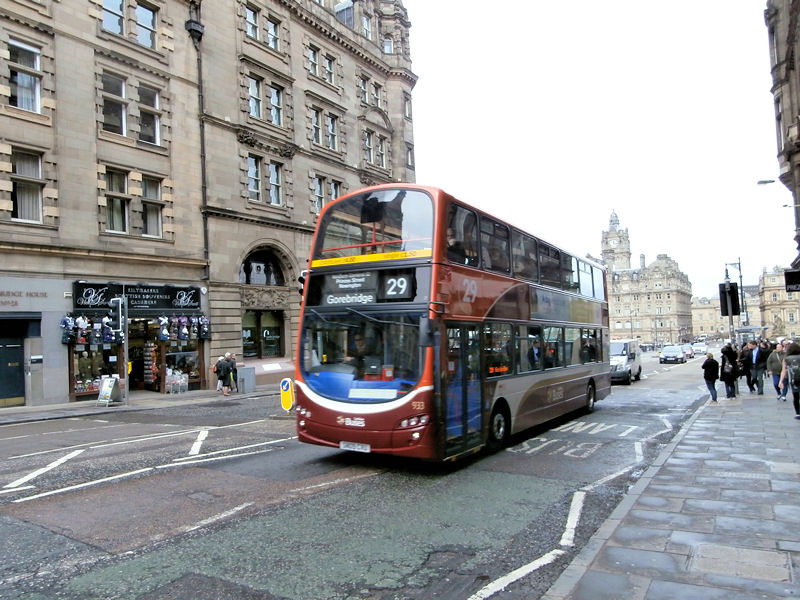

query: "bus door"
(444, 324), (482, 454)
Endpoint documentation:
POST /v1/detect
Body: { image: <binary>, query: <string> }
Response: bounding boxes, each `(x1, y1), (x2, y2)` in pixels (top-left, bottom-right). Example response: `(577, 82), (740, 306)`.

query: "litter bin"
(237, 366), (255, 394)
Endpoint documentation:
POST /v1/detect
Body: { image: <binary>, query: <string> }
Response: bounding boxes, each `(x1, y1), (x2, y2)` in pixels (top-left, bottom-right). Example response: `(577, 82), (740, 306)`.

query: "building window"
(362, 14), (372, 39)
(383, 36), (394, 54)
(773, 293), (778, 301)
(102, 72), (126, 135)
(371, 82), (382, 108)
(247, 155), (261, 202)
(245, 6), (259, 39)
(313, 176), (324, 213)
(326, 114), (338, 150)
(334, 1), (354, 27)
(790, 312), (796, 323)
(406, 144), (415, 168)
(269, 84), (283, 126)
(363, 130), (374, 164)
(358, 76), (369, 103)
(329, 179), (341, 202)
(311, 109), (322, 144)
(138, 85), (160, 144)
(135, 4), (157, 48)
(9, 40), (41, 113)
(248, 76), (261, 118)
(403, 95), (412, 119)
(375, 135), (385, 168)
(105, 169), (129, 233)
(266, 18), (280, 50)
(308, 46), (319, 77)
(243, 309), (284, 358)
(11, 149), (43, 223)
(102, 0), (124, 34)
(141, 176), (162, 237)
(323, 55), (335, 84)
(269, 161), (282, 205)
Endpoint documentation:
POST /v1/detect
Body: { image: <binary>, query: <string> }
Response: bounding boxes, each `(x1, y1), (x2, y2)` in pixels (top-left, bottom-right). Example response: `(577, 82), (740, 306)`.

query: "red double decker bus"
(293, 184), (610, 461)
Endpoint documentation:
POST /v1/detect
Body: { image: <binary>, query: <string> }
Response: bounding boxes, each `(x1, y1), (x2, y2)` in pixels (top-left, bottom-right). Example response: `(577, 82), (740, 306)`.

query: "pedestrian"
(213, 355), (224, 391)
(216, 354), (232, 396)
(740, 340), (757, 393)
(720, 344), (739, 399)
(228, 353), (239, 393)
(751, 340), (770, 395)
(779, 342), (800, 419)
(701, 352), (719, 402)
(767, 342), (786, 401)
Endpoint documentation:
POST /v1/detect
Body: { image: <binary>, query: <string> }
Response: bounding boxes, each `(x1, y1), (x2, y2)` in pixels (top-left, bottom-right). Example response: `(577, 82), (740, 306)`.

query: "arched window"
(239, 249), (285, 285)
(383, 35), (394, 53)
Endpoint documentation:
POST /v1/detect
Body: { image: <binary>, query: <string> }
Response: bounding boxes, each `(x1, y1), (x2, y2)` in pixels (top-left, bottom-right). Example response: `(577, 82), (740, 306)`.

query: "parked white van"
(609, 339), (642, 384)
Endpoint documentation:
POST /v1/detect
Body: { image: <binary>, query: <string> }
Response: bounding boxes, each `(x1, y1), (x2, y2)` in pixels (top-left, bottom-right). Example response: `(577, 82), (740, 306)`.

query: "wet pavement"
(542, 392), (800, 599)
(4, 387), (800, 598)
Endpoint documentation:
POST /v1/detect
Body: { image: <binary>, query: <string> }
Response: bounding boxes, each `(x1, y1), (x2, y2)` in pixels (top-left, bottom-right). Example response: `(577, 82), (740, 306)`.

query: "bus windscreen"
(313, 189), (433, 265)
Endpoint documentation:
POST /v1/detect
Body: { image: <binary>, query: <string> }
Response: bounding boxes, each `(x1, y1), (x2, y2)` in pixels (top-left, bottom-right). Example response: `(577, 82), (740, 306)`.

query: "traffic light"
(719, 282), (740, 317)
(298, 269), (308, 296)
(108, 297), (123, 331)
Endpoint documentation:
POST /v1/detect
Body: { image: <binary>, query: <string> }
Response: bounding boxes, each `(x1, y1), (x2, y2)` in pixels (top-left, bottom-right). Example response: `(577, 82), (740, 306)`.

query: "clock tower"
(601, 211), (631, 270)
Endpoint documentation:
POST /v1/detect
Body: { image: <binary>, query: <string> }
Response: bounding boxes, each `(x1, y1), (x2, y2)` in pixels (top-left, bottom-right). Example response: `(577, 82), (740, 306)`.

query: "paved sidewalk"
(543, 392), (800, 599)
(0, 386), (282, 426)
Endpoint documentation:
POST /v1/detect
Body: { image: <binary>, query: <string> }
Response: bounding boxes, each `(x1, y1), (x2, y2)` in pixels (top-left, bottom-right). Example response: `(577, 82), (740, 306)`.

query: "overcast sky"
(401, 1), (793, 299)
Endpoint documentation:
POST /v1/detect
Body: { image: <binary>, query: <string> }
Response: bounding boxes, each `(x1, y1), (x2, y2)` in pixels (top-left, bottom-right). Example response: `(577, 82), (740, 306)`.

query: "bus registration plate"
(339, 441), (371, 453)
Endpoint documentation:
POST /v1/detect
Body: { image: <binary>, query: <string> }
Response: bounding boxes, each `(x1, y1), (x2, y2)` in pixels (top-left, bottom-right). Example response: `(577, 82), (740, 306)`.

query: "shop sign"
(73, 282), (201, 315)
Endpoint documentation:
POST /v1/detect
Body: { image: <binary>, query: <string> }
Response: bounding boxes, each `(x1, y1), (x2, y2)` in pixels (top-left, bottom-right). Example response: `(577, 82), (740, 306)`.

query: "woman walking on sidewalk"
(720, 344), (739, 399)
(701, 352), (719, 402)
(767, 341), (786, 401)
(779, 342), (800, 419)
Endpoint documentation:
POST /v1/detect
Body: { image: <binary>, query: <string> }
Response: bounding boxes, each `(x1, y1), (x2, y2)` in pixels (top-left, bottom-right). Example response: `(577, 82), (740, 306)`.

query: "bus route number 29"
(382, 274), (413, 300)
(462, 278), (478, 304)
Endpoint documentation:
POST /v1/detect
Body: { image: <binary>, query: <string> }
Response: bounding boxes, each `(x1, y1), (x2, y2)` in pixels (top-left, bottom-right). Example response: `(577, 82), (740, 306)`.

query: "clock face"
(609, 239), (618, 247)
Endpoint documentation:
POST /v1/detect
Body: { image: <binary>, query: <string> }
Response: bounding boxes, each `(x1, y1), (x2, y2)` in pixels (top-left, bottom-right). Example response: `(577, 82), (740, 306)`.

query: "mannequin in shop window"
(78, 351), (92, 380)
(91, 350), (104, 377)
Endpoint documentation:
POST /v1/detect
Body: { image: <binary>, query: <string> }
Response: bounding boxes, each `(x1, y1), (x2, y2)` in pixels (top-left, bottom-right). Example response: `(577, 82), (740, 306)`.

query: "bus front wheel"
(487, 403), (510, 452)
(585, 382), (596, 413)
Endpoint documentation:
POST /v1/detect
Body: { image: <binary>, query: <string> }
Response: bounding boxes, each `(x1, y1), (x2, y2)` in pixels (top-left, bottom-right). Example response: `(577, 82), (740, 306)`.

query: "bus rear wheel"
(585, 382), (596, 413)
(487, 403), (510, 452)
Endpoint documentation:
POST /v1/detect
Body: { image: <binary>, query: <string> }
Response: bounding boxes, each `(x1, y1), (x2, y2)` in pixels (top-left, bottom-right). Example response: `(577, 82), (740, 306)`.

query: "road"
(0, 352), (709, 600)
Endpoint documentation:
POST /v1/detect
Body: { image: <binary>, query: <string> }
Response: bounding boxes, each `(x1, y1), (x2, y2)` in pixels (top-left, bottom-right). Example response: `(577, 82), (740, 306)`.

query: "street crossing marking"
(4, 449), (85, 489)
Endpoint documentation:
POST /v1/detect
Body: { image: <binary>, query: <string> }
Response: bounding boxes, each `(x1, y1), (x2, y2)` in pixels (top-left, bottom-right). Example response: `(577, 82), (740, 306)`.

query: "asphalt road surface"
(0, 352), (709, 599)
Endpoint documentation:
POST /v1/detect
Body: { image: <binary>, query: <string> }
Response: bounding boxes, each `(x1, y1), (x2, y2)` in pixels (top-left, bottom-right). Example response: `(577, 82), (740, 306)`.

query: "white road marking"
(0, 485), (34, 495)
(173, 436), (297, 462)
(4, 449), (86, 489)
(189, 430), (209, 455)
(559, 491), (585, 547)
(467, 549), (566, 600)
(155, 449), (269, 468)
(12, 468), (153, 503)
(181, 502), (254, 533)
(635, 440), (644, 462)
(581, 465), (635, 492)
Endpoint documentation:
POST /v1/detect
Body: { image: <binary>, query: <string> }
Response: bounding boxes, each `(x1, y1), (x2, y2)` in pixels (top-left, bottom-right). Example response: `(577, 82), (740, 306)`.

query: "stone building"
(759, 266), (800, 340)
(0, 0), (416, 407)
(765, 2), (800, 267)
(601, 212), (693, 346)
(691, 285), (763, 343)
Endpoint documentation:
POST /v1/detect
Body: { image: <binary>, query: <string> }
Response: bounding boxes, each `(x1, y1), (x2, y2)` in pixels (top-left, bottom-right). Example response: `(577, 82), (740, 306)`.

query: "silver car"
(659, 345), (686, 364)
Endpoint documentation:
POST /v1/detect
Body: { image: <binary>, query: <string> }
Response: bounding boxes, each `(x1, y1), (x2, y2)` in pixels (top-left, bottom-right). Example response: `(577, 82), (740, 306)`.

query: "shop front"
(67, 282), (209, 401)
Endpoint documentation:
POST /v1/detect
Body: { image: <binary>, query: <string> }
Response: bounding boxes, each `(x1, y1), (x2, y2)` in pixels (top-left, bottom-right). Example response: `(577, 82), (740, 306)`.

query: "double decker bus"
(293, 184), (610, 461)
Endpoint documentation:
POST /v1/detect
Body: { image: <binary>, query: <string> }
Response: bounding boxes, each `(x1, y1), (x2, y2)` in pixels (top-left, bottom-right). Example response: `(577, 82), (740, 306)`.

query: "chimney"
(640, 254), (646, 269)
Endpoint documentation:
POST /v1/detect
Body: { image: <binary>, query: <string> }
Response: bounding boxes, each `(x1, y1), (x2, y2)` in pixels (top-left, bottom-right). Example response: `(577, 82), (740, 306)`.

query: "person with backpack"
(779, 342), (800, 419)
(720, 344), (739, 399)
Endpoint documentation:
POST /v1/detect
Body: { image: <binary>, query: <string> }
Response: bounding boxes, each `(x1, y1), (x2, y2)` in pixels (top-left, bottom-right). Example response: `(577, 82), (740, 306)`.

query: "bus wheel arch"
(585, 380), (597, 413)
(487, 399), (511, 452)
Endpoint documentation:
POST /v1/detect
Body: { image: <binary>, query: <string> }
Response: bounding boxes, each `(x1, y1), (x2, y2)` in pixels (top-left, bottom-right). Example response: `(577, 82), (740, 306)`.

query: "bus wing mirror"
(419, 317), (435, 347)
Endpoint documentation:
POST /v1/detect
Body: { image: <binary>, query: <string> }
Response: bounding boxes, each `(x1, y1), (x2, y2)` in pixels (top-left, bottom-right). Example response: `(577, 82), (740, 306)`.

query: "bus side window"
(512, 230), (538, 282)
(543, 326), (563, 368)
(519, 325), (543, 372)
(448, 203), (479, 266)
(483, 323), (513, 377)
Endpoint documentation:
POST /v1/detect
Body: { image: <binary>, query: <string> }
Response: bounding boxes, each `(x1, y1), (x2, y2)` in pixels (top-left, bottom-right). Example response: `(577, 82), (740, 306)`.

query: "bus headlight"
(399, 414), (429, 428)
